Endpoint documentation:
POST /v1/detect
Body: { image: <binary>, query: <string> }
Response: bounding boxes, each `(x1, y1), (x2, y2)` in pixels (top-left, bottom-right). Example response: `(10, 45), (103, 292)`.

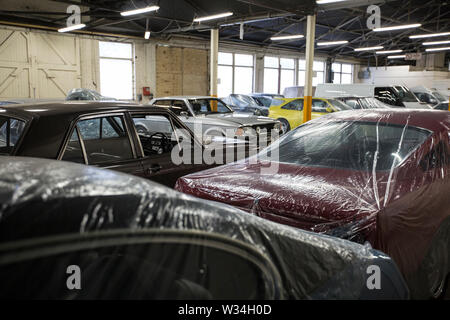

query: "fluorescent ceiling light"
(426, 47), (450, 52)
(423, 40), (450, 46)
(317, 40), (348, 46)
(410, 32), (450, 39)
(144, 31), (151, 39)
(193, 12), (233, 23)
(271, 34), (304, 41)
(120, 5), (159, 16)
(316, 0), (348, 4)
(58, 23), (86, 33)
(376, 49), (403, 54)
(373, 23), (421, 32)
(354, 46), (383, 52)
(388, 55), (406, 59)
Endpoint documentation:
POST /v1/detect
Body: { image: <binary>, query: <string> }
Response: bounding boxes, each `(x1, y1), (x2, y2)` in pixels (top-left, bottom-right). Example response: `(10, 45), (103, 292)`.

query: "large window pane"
(99, 42), (132, 59)
(313, 61), (324, 71)
(235, 54), (253, 66)
(341, 73), (352, 84)
(264, 68), (279, 94)
(219, 52), (233, 65)
(298, 59), (306, 70)
(100, 58), (133, 100)
(298, 71), (305, 86)
(280, 58), (295, 69)
(280, 69), (295, 94)
(332, 72), (341, 84)
(332, 63), (341, 73)
(342, 64), (352, 73)
(265, 56), (279, 68)
(218, 65), (233, 97)
(234, 67), (253, 94)
(313, 72), (324, 86)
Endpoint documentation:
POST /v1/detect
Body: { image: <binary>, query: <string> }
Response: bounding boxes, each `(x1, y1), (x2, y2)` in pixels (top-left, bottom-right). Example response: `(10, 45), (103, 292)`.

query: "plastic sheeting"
(176, 109), (450, 299)
(0, 157), (408, 299)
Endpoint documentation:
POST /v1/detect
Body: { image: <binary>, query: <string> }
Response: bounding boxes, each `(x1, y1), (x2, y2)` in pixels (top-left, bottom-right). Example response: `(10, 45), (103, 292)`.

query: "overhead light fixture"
(376, 49), (403, 54)
(423, 40), (450, 46)
(120, 5), (159, 16)
(316, 0), (349, 4)
(373, 23), (421, 32)
(144, 31), (151, 39)
(410, 32), (450, 39)
(193, 12), (233, 23)
(388, 55), (406, 59)
(317, 40), (348, 46)
(426, 47), (450, 52)
(354, 46), (384, 52)
(58, 23), (86, 33)
(271, 34), (304, 41)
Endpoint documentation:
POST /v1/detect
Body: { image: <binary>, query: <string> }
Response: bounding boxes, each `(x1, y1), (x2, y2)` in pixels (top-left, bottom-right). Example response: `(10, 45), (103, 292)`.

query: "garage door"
(0, 29), (81, 99)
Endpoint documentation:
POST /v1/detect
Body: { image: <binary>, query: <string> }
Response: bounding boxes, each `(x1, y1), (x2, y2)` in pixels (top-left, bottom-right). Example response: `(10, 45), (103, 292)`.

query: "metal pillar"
(210, 29), (219, 97)
(303, 14), (316, 124)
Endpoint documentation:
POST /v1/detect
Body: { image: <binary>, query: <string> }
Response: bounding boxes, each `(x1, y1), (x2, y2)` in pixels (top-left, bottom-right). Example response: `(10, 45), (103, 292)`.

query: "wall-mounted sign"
(405, 53), (422, 60)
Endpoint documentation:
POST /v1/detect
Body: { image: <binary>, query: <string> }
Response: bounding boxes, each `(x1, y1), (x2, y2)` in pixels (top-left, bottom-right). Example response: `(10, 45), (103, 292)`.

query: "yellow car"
(268, 97), (351, 133)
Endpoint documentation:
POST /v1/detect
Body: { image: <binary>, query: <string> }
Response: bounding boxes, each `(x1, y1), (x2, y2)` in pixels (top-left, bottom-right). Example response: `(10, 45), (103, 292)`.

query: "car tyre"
(278, 118), (290, 134)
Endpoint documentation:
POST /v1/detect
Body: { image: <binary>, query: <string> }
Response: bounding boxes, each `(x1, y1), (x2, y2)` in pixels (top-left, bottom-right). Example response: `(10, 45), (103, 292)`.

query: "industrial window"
(99, 41), (134, 100)
(332, 63), (353, 84)
(263, 57), (295, 95)
(298, 60), (325, 87)
(218, 52), (254, 97)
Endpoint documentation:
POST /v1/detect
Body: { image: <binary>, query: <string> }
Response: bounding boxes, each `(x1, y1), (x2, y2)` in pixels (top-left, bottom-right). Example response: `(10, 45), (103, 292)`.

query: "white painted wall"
(355, 65), (450, 88)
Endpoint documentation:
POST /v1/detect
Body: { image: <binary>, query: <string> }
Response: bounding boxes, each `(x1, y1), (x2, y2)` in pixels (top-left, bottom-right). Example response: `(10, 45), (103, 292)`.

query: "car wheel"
(278, 119), (290, 134)
(135, 125), (148, 135)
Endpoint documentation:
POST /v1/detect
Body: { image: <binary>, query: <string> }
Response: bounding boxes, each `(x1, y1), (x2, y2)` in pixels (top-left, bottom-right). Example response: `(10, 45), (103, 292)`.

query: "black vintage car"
(0, 157), (409, 299)
(0, 102), (242, 187)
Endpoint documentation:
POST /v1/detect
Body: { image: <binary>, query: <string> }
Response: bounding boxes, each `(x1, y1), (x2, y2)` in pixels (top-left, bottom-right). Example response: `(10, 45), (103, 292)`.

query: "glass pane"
(264, 68), (279, 94)
(62, 129), (84, 164)
(332, 63), (341, 73)
(342, 64), (352, 73)
(234, 67), (253, 94)
(0, 117), (25, 151)
(313, 61), (324, 71)
(341, 73), (352, 84)
(298, 71), (305, 86)
(235, 54), (253, 67)
(298, 59), (306, 70)
(264, 56), (279, 68)
(313, 72), (324, 87)
(280, 58), (294, 69)
(218, 52), (233, 65)
(218, 65), (233, 97)
(99, 41), (132, 59)
(102, 118), (120, 138)
(100, 58), (133, 100)
(280, 69), (295, 94)
(78, 118), (100, 140)
(332, 72), (341, 84)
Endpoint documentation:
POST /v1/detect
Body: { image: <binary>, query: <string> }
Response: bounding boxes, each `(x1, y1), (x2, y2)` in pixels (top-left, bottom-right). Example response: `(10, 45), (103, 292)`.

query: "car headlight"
(235, 127), (254, 136)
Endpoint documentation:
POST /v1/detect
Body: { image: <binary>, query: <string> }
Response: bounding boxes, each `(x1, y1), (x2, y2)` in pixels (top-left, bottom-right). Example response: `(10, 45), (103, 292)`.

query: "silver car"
(149, 96), (281, 144)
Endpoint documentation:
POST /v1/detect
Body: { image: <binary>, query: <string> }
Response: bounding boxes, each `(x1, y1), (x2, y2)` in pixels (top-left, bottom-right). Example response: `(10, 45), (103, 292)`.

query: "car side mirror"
(180, 111), (189, 118)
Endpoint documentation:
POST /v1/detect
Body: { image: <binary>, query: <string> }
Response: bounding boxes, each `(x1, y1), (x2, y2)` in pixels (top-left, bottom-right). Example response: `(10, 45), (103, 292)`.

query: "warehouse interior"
(0, 0), (450, 302)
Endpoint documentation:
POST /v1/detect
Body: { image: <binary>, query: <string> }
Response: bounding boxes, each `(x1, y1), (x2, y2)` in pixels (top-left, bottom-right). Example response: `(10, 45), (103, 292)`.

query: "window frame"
(218, 52), (255, 96)
(0, 114), (30, 155)
(98, 41), (135, 101)
(59, 112), (137, 165)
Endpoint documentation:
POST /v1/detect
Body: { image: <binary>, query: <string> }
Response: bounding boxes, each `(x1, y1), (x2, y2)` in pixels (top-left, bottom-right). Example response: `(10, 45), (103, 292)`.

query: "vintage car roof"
(152, 96), (220, 100)
(0, 157), (407, 299)
(311, 109), (450, 132)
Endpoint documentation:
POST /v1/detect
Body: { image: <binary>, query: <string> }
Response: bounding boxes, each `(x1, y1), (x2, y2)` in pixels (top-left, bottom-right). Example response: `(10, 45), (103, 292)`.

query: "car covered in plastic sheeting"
(176, 109), (450, 299)
(0, 157), (408, 299)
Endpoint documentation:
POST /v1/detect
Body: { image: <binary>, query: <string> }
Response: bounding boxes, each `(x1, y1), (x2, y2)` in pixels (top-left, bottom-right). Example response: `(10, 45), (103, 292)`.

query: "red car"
(176, 109), (450, 299)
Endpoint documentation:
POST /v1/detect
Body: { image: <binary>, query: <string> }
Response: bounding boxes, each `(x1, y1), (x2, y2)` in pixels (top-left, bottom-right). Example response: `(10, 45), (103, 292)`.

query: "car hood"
(201, 113), (277, 126)
(176, 161), (388, 235)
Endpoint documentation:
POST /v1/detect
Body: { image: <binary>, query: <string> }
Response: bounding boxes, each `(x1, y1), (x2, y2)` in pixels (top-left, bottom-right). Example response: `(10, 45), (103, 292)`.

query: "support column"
(210, 29), (219, 97)
(303, 14), (316, 124)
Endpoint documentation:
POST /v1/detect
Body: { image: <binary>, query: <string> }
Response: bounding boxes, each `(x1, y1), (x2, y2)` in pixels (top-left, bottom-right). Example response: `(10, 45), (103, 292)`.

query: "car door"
(281, 99), (304, 129)
(129, 112), (208, 188)
(60, 113), (145, 177)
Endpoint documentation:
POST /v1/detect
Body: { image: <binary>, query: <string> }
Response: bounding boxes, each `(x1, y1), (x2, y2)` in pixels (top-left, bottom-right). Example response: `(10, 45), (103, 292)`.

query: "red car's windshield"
(263, 121), (431, 171)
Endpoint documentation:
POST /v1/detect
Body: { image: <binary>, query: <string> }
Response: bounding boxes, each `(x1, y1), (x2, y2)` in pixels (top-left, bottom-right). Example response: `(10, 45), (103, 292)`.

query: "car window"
(327, 99), (352, 111)
(0, 234), (273, 299)
(265, 121), (431, 171)
(375, 87), (401, 106)
(131, 114), (180, 157)
(189, 99), (232, 115)
(61, 129), (84, 164)
(64, 115), (133, 165)
(153, 100), (172, 106)
(312, 99), (329, 113)
(0, 116), (26, 155)
(169, 100), (190, 116)
(282, 99), (303, 111)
